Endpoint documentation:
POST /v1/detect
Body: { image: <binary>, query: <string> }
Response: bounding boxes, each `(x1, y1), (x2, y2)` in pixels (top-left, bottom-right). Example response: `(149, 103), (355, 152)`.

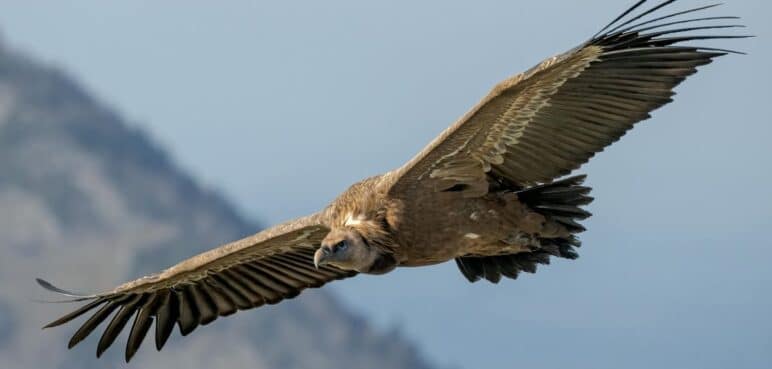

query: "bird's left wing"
(385, 0), (747, 198)
(37, 212), (356, 362)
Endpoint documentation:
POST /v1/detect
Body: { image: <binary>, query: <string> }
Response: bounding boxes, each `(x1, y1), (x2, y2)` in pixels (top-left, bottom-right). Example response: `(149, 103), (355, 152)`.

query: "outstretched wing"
(387, 0), (747, 198)
(38, 213), (355, 362)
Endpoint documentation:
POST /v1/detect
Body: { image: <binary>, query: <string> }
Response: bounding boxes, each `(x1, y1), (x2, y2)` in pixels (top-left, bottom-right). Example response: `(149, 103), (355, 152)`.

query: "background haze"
(1, 1), (770, 368)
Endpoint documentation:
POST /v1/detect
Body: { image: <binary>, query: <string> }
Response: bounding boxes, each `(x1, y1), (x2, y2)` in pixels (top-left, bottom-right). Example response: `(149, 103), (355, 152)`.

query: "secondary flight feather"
(37, 0), (748, 362)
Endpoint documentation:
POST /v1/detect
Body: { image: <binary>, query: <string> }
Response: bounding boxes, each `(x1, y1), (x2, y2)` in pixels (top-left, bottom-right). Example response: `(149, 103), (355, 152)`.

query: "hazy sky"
(1, 1), (770, 368)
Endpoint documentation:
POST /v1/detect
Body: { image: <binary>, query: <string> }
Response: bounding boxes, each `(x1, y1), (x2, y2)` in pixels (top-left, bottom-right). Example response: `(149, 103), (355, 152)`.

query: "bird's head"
(314, 227), (378, 271)
(314, 227), (380, 272)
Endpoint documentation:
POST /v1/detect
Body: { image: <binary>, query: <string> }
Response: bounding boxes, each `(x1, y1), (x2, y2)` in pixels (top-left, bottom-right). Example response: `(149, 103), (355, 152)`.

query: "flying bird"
(38, 0), (748, 362)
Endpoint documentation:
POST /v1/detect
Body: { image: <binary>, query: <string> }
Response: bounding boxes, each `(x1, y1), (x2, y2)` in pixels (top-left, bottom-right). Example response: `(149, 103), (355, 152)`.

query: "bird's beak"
(313, 247), (330, 269)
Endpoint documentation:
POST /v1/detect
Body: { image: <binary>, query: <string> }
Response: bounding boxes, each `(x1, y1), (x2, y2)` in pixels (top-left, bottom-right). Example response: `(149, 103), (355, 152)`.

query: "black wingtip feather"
(628, 16), (742, 35)
(591, 0), (747, 55)
(42, 298), (108, 329)
(125, 294), (160, 363)
(67, 296), (129, 350)
(36, 278), (96, 299)
(97, 294), (144, 358)
(176, 289), (200, 336)
(154, 290), (177, 351)
(613, 4), (727, 36)
(593, 0), (648, 38)
(611, 0), (681, 34)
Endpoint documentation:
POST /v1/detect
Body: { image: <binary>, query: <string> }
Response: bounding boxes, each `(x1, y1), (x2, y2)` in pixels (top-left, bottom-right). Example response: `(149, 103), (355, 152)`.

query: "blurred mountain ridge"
(0, 36), (433, 369)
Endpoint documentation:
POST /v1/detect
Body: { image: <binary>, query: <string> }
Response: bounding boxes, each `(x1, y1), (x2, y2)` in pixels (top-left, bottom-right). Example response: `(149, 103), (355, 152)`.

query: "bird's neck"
(361, 251), (397, 275)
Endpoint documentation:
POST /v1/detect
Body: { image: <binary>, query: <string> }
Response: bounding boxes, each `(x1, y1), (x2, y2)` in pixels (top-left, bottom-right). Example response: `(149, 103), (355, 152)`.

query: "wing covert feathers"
(38, 214), (357, 362)
(388, 0), (747, 197)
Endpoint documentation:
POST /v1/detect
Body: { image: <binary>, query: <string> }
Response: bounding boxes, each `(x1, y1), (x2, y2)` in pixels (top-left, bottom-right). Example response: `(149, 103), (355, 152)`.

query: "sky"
(1, 1), (770, 368)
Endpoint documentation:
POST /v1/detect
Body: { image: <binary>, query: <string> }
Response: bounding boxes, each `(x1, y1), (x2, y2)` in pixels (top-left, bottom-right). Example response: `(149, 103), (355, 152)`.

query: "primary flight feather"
(37, 0), (748, 362)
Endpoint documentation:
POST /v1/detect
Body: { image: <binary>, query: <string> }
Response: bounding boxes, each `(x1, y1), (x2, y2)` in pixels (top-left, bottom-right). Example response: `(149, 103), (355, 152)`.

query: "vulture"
(38, 0), (748, 362)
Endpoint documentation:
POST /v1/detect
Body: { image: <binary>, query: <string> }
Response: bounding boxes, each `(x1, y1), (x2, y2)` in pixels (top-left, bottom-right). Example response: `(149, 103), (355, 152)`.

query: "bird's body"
(35, 0), (749, 362)
(321, 173), (559, 269)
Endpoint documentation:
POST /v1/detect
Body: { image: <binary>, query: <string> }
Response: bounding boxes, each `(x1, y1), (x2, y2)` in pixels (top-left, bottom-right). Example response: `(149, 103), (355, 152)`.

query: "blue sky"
(1, 1), (770, 368)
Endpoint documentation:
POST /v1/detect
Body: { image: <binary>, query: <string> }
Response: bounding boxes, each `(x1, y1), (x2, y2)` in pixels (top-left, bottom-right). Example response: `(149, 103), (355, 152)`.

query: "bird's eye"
(334, 240), (348, 252)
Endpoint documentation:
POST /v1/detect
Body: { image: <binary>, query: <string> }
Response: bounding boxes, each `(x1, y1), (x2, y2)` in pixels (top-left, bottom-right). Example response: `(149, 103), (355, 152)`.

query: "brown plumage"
(37, 0), (748, 362)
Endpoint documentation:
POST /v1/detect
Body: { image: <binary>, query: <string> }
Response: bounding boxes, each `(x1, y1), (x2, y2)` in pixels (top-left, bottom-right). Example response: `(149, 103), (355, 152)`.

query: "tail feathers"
(456, 253), (546, 284)
(516, 175), (594, 233)
(455, 235), (580, 283)
(455, 175), (592, 283)
(538, 235), (581, 260)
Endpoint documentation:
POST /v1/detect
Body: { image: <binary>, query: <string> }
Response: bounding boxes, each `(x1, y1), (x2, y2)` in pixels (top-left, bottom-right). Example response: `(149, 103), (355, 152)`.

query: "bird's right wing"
(37, 212), (356, 362)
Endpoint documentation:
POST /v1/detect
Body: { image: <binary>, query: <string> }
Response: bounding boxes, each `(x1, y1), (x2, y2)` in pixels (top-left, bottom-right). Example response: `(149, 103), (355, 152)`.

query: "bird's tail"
(517, 174), (594, 235)
(455, 175), (593, 283)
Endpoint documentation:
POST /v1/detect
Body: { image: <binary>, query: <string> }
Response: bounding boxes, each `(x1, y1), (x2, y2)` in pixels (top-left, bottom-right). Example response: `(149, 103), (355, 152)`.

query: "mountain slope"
(0, 36), (432, 369)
